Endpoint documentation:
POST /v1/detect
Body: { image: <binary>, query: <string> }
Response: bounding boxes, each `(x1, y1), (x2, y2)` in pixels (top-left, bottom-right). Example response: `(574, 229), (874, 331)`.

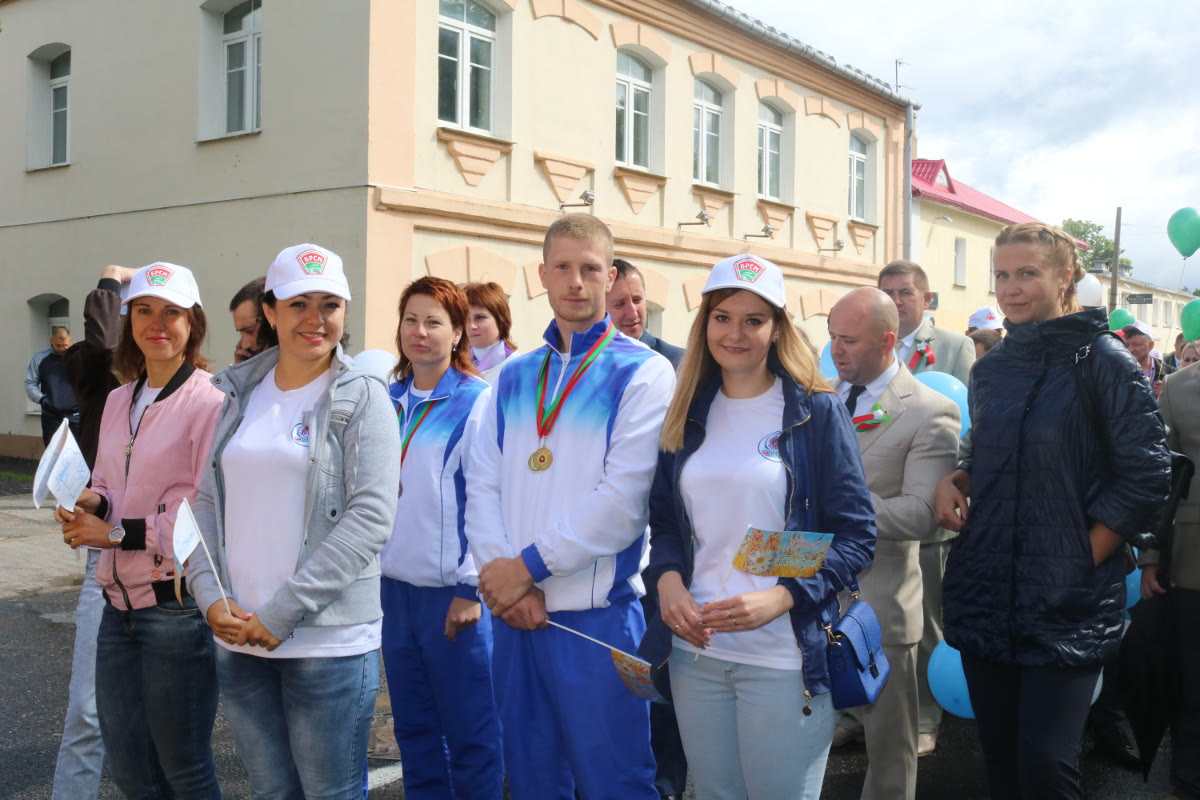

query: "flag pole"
(546, 620), (639, 661)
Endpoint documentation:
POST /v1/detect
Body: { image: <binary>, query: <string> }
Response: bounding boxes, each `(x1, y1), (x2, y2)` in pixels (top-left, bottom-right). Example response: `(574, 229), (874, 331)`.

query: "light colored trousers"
(917, 539), (951, 733)
(670, 648), (834, 800)
(839, 644), (920, 800)
(51, 549), (106, 800)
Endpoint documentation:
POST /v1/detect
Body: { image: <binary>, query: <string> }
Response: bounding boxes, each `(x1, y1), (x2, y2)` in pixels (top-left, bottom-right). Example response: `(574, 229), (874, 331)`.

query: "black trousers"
(962, 653), (1101, 800)
(1172, 589), (1200, 800)
(40, 411), (79, 446)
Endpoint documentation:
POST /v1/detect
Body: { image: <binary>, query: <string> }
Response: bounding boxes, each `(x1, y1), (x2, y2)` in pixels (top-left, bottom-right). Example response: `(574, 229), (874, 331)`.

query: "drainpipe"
(903, 103), (914, 261)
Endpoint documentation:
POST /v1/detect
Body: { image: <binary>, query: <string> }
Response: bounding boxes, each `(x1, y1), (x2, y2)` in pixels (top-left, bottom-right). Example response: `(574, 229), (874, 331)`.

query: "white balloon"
(352, 348), (397, 382)
(1076, 273), (1104, 308)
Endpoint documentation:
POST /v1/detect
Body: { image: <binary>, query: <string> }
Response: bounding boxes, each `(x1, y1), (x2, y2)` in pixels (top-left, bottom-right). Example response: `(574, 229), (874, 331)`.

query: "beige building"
(1, 0), (913, 457)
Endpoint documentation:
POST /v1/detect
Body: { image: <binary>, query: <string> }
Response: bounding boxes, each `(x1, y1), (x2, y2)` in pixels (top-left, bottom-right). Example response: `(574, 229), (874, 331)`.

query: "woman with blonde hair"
(640, 254), (876, 800)
(936, 222), (1170, 799)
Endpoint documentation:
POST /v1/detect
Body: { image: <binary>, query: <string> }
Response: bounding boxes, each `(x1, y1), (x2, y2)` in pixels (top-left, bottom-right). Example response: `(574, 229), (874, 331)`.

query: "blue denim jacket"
(639, 352), (877, 702)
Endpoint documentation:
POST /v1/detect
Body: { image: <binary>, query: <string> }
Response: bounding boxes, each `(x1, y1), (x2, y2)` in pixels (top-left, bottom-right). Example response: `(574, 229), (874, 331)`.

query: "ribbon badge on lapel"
(907, 340), (936, 371)
(853, 403), (892, 432)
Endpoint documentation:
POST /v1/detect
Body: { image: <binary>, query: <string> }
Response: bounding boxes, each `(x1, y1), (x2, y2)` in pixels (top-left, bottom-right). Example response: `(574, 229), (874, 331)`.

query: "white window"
(693, 80), (722, 185)
(49, 52), (70, 165)
(222, 0), (262, 134)
(757, 103), (782, 199)
(849, 134), (868, 219)
(953, 237), (967, 286)
(615, 52), (652, 170)
(438, 0), (496, 133)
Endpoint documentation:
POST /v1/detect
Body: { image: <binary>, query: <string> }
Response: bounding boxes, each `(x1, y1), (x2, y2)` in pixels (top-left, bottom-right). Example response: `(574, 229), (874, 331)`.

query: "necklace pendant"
(528, 447), (553, 472)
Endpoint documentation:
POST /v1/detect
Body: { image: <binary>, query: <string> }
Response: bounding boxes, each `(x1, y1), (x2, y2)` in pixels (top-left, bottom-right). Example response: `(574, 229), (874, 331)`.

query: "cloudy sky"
(727, 0), (1200, 290)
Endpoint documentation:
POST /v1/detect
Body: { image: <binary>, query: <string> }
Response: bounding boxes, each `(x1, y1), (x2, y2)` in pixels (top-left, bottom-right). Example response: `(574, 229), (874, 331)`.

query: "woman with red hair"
(464, 281), (517, 381)
(381, 277), (503, 798)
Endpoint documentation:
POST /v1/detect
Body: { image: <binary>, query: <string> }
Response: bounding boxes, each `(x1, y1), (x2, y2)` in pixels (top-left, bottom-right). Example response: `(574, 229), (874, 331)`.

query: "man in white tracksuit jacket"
(466, 214), (674, 800)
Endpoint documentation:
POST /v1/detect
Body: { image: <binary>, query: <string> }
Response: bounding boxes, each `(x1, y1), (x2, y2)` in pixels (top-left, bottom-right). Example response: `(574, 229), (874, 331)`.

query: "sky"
(725, 0), (1200, 290)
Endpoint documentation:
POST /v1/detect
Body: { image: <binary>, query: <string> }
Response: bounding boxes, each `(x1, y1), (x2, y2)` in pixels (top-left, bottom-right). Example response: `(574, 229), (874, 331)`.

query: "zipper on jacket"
(112, 399), (153, 622)
(780, 411), (811, 524)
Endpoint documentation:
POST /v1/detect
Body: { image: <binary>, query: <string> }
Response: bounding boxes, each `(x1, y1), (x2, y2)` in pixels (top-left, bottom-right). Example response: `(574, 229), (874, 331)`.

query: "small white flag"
(33, 420), (90, 511)
(174, 498), (202, 565)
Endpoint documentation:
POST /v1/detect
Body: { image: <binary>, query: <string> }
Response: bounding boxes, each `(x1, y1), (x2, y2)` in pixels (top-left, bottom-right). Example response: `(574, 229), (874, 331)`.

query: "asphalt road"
(0, 587), (1175, 800)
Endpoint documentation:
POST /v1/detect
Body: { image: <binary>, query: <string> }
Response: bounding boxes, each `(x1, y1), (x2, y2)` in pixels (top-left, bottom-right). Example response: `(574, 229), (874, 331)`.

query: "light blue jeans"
(216, 647), (380, 800)
(669, 647), (834, 800)
(52, 549), (106, 800)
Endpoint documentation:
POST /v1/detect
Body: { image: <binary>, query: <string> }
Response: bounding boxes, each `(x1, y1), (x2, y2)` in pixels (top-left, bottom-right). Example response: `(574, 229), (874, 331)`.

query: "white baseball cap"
(266, 243), (351, 301)
(125, 262), (202, 309)
(968, 306), (1003, 330)
(701, 254), (786, 308)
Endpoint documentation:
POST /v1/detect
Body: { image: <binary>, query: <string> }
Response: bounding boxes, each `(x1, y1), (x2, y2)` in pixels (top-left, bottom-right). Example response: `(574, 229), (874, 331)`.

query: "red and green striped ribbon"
(535, 324), (617, 439)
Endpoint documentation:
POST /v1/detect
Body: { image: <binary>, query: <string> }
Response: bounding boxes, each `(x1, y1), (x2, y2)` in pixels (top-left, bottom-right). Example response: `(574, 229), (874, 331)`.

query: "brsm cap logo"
(296, 249), (327, 275)
(145, 266), (174, 286)
(734, 258), (764, 283)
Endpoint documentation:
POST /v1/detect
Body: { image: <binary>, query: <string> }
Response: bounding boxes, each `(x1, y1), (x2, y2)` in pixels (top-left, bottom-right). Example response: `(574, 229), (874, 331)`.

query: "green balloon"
(1109, 308), (1135, 331)
(1168, 207), (1200, 258)
(1181, 299), (1200, 342)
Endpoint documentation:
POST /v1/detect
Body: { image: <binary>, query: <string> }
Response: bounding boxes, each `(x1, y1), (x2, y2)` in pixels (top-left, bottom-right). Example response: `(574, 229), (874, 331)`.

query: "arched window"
(223, 0), (262, 134)
(49, 52), (71, 165)
(757, 102), (783, 199)
(693, 80), (722, 185)
(438, 0), (497, 132)
(615, 52), (652, 170)
(848, 134), (868, 219)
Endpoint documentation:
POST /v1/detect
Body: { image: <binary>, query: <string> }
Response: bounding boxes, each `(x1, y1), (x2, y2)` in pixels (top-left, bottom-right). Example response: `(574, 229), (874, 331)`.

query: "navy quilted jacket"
(943, 308), (1170, 667)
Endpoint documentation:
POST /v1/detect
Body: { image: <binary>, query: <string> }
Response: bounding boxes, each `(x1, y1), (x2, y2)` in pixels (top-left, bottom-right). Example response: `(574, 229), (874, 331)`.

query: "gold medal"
(528, 447), (553, 472)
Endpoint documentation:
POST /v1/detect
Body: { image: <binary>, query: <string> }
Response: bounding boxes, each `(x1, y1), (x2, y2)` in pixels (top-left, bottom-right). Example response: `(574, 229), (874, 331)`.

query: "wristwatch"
(107, 526), (126, 546)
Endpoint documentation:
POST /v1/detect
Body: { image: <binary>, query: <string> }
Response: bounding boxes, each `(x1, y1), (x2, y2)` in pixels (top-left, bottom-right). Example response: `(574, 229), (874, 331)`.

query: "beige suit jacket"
(909, 318), (976, 386)
(835, 366), (961, 646)
(1150, 364), (1200, 589)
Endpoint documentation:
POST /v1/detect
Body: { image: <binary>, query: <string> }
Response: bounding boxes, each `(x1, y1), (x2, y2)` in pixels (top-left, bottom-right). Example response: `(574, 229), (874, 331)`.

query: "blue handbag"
(822, 582), (890, 710)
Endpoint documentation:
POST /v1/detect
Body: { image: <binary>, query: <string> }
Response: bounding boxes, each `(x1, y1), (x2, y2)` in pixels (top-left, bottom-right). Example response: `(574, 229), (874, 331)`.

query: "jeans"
(51, 549), (106, 800)
(669, 648), (834, 800)
(961, 653), (1101, 800)
(95, 597), (222, 799)
(216, 647), (380, 800)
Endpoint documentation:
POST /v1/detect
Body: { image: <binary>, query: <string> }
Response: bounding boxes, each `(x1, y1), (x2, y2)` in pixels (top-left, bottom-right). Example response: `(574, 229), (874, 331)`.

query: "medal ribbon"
(397, 397), (438, 464)
(535, 324), (617, 439)
(907, 342), (936, 371)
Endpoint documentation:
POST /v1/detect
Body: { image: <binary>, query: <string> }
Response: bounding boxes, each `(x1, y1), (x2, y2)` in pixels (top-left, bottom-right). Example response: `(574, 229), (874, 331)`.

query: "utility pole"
(1108, 207), (1122, 311)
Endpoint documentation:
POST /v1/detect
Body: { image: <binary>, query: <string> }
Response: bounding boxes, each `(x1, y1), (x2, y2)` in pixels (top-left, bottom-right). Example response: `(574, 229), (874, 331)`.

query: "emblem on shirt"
(758, 431), (782, 462)
(734, 257), (764, 283)
(145, 265), (174, 286)
(296, 249), (327, 275)
(291, 423), (311, 447)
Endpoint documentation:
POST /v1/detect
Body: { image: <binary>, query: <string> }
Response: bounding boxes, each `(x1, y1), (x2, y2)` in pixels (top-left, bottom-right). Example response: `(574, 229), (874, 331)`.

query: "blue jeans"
(52, 549), (106, 800)
(669, 648), (834, 800)
(380, 579), (503, 800)
(95, 596), (221, 799)
(216, 647), (380, 800)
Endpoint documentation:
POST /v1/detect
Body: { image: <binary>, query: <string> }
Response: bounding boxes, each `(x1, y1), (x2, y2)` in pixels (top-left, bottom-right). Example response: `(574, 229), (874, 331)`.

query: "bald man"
(827, 288), (960, 800)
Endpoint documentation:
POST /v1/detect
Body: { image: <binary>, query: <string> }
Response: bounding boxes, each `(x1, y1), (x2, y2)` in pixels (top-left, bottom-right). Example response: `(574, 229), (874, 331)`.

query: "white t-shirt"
(218, 366), (381, 658)
(129, 385), (162, 434)
(676, 378), (802, 671)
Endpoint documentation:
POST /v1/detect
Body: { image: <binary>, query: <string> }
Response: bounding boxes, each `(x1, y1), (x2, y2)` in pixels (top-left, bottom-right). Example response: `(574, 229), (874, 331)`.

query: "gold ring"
(673, 622), (683, 629)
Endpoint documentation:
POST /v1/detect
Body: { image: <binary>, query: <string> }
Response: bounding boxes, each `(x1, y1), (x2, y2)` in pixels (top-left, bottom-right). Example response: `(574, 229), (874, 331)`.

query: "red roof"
(912, 159), (1044, 226)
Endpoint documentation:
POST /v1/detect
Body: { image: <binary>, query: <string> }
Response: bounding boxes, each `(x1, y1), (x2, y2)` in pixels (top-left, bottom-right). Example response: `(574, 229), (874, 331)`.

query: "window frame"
(693, 79), (723, 187)
(848, 134), (868, 220)
(48, 52), (70, 166)
(437, 0), (498, 135)
(221, 0), (263, 136)
(757, 102), (783, 200)
(615, 52), (653, 171)
(953, 237), (967, 286)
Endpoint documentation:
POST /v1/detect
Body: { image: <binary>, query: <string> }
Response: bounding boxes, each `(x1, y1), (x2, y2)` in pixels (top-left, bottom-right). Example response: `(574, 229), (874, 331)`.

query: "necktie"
(845, 384), (866, 417)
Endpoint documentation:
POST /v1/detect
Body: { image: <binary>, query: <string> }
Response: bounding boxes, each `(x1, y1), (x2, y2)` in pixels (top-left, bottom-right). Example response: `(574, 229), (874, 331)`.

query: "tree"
(1061, 218), (1133, 274)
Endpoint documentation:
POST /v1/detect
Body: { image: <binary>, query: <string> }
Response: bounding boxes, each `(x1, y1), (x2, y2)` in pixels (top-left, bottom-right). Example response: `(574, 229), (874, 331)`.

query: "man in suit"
(878, 260), (974, 754)
(828, 288), (961, 800)
(608, 259), (685, 369)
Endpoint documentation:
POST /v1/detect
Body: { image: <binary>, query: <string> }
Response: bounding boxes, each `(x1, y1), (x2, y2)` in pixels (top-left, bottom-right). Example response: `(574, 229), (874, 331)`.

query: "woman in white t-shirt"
(187, 243), (401, 799)
(640, 255), (876, 800)
(379, 277), (502, 798)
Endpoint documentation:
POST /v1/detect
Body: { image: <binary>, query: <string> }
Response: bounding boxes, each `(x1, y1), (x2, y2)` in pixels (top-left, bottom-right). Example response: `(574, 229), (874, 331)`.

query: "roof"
(912, 159), (1045, 227)
(681, 0), (916, 108)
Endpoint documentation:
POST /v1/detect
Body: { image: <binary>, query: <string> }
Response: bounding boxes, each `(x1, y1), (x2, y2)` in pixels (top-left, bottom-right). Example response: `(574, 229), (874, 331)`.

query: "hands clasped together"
(655, 571), (794, 649)
(477, 556), (549, 632)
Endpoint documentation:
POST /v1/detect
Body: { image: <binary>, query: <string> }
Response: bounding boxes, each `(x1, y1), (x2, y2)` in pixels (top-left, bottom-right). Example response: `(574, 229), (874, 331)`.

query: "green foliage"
(1061, 218), (1133, 274)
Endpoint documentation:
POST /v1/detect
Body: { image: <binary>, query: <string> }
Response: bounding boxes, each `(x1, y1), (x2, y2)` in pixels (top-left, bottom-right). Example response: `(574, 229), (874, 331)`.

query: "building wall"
(910, 199), (1004, 334)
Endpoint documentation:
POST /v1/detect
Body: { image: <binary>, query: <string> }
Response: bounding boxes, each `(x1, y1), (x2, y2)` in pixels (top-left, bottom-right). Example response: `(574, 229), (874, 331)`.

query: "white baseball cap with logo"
(125, 262), (203, 309)
(968, 306), (1003, 330)
(266, 243), (351, 301)
(701, 254), (787, 309)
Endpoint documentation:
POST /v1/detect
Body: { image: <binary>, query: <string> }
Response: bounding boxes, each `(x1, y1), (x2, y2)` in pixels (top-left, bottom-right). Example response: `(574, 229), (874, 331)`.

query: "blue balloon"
(927, 640), (974, 719)
(1126, 567), (1141, 609)
(914, 371), (971, 438)
(818, 341), (838, 380)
